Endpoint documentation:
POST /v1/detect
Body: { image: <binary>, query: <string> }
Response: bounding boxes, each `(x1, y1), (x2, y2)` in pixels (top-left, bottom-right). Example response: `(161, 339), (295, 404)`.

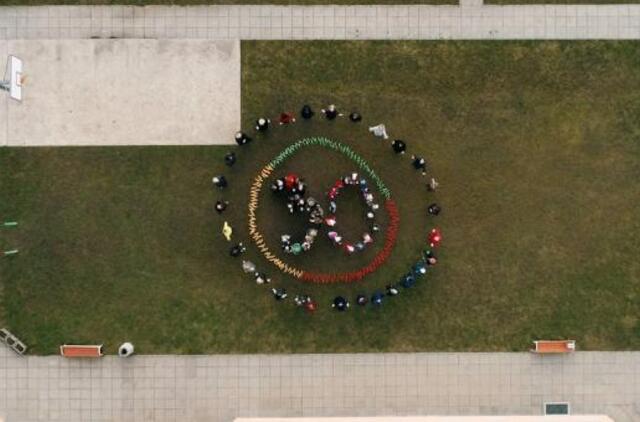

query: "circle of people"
(212, 103), (442, 311)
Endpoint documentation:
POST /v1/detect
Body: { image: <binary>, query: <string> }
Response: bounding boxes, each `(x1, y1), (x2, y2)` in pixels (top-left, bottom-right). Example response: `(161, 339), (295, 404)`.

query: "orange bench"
(60, 344), (104, 358)
(531, 340), (575, 354)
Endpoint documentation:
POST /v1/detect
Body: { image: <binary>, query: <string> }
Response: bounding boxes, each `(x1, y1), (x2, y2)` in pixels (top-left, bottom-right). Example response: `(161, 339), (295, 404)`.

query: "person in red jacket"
(428, 228), (442, 248)
(279, 112), (296, 125)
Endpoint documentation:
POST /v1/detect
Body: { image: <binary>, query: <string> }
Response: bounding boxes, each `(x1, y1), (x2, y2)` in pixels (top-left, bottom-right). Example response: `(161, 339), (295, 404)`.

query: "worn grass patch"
(1, 41), (639, 354)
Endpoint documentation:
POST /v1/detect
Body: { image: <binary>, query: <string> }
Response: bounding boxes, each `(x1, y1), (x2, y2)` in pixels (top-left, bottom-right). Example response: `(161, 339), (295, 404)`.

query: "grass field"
(1, 41), (639, 355)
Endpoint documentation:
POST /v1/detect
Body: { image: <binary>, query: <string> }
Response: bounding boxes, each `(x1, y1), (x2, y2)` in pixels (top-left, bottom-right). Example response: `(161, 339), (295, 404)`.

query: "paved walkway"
(0, 4), (639, 40)
(1, 345), (639, 422)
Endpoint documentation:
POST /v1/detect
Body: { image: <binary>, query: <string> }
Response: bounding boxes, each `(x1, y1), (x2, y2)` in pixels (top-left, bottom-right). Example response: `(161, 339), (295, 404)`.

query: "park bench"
(0, 328), (27, 355)
(60, 344), (104, 358)
(531, 340), (575, 354)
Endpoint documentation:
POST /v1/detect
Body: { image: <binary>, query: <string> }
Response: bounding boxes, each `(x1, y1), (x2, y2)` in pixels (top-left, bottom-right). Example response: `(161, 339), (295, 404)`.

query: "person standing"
(428, 203), (441, 216)
(272, 288), (287, 301)
(301, 104), (314, 119)
(255, 117), (271, 131)
(255, 272), (271, 284)
(369, 124), (389, 139)
(279, 112), (296, 125)
(411, 155), (426, 175)
(391, 139), (406, 154)
(349, 112), (362, 122)
(401, 273), (416, 288)
(427, 178), (439, 192)
(212, 175), (228, 188)
(371, 292), (384, 306)
(215, 200), (228, 213)
(294, 295), (310, 306)
(234, 131), (252, 146)
(321, 104), (342, 120)
(224, 151), (237, 167)
(423, 249), (438, 266)
(229, 242), (246, 257)
(222, 221), (233, 241)
(428, 228), (442, 248)
(386, 285), (399, 296)
(305, 300), (318, 313)
(332, 296), (350, 311)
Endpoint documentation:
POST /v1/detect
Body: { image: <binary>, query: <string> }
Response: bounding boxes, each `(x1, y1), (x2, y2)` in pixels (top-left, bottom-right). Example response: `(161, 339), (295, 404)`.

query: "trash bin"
(118, 342), (134, 357)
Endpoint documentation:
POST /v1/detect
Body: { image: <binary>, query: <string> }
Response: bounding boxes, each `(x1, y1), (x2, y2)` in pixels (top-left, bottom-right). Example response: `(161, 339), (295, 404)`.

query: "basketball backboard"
(1, 55), (23, 101)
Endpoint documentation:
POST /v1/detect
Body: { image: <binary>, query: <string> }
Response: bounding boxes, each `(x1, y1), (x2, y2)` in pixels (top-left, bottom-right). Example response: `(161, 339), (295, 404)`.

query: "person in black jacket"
(322, 104), (342, 120)
(411, 154), (426, 175)
(234, 131), (252, 146)
(215, 200), (228, 213)
(349, 112), (362, 122)
(391, 139), (406, 154)
(212, 175), (228, 188)
(272, 288), (287, 301)
(255, 117), (271, 131)
(301, 104), (314, 119)
(224, 151), (236, 167)
(229, 242), (246, 257)
(332, 296), (350, 311)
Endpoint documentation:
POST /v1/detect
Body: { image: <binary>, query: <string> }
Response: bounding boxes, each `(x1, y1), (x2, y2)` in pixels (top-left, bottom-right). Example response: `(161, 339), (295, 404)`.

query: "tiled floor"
(1, 345), (639, 422)
(0, 4), (639, 40)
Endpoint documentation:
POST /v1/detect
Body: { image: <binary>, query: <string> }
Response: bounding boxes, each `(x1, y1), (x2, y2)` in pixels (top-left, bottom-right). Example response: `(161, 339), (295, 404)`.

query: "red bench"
(60, 344), (104, 358)
(531, 340), (575, 354)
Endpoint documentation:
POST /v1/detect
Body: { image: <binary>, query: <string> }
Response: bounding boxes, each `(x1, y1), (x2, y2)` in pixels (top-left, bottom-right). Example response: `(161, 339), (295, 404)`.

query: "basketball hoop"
(1, 55), (23, 101)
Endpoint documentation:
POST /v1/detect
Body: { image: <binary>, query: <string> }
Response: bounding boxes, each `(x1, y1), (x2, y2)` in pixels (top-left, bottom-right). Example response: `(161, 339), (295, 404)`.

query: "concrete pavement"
(0, 4), (640, 41)
(1, 345), (639, 422)
(1, 39), (240, 146)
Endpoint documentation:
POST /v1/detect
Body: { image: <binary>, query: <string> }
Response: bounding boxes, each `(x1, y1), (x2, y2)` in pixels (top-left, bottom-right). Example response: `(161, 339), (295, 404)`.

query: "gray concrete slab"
(0, 5), (640, 41)
(0, 39), (240, 146)
(235, 418), (614, 422)
(0, 346), (639, 422)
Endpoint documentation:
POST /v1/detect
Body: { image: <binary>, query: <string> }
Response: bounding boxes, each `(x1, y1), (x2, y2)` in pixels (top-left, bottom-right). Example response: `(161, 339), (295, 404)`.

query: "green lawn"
(1, 41), (639, 355)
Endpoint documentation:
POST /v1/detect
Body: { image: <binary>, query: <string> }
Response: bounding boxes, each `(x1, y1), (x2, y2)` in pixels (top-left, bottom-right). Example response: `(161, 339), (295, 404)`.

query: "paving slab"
(1, 5), (640, 40)
(0, 345), (639, 422)
(1, 39), (240, 146)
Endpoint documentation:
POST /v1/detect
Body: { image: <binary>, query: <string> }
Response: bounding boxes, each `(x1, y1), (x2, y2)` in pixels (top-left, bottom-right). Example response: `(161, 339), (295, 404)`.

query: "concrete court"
(1, 39), (240, 146)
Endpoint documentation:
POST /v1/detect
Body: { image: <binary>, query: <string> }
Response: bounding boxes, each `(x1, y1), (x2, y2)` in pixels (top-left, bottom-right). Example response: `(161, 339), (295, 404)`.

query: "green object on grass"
(4, 250), (19, 256)
(3, 222), (18, 227)
(269, 137), (392, 200)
